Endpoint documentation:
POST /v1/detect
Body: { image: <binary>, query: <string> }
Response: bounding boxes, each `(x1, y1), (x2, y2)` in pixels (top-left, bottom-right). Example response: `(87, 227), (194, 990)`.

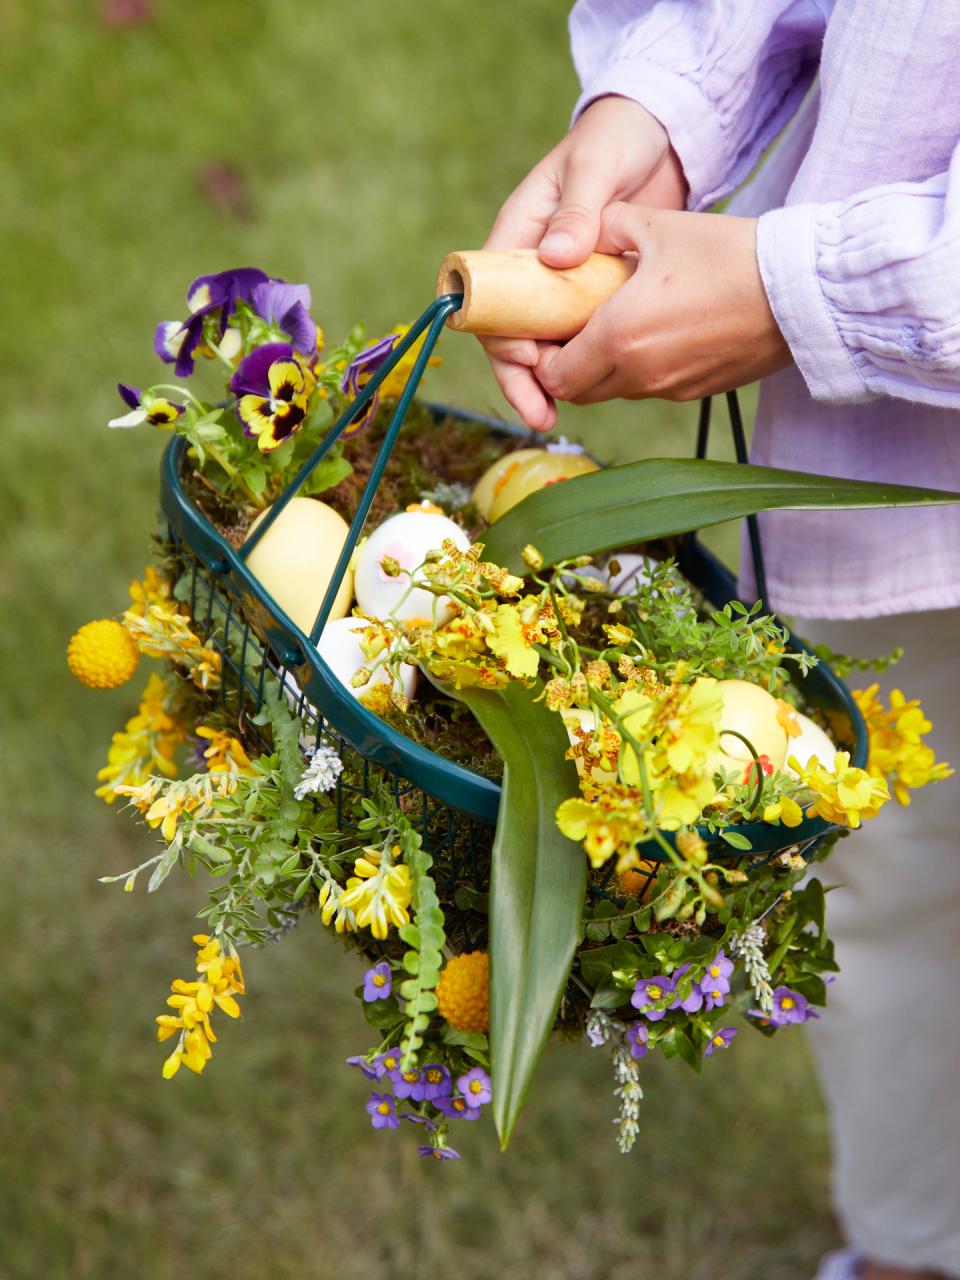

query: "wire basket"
(159, 292), (867, 918)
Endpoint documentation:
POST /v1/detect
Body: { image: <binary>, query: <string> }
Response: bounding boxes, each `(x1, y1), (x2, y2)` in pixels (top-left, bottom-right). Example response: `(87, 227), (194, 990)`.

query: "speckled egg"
(487, 451), (599, 522)
(471, 448), (544, 519)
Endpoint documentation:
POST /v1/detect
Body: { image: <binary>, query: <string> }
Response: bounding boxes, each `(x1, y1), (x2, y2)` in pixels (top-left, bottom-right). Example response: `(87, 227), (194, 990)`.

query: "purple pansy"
(456, 1067), (493, 1109)
(229, 341), (294, 397)
(415, 1064), (453, 1102)
(340, 334), (398, 435)
(631, 973), (677, 1021)
(251, 279), (317, 355)
(704, 1027), (738, 1057)
(362, 961), (392, 1003)
(345, 1055), (378, 1081)
(365, 1092), (399, 1130)
(698, 951), (734, 998)
(155, 267), (269, 378)
(434, 1095), (481, 1122)
(629, 1022), (649, 1060)
(372, 1049), (402, 1079)
(417, 1145), (461, 1161)
(769, 986), (819, 1026)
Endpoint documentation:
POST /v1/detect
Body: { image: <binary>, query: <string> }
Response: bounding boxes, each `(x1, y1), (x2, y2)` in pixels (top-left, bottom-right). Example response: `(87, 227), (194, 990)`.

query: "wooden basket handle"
(436, 249), (633, 341)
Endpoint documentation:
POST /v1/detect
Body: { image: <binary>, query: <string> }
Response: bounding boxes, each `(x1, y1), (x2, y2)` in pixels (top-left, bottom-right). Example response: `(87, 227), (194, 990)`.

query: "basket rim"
(159, 408), (867, 859)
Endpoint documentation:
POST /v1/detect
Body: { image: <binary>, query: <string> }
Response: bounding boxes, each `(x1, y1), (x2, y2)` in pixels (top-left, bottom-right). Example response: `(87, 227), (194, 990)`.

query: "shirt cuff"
(757, 203), (871, 404)
(574, 60), (732, 212)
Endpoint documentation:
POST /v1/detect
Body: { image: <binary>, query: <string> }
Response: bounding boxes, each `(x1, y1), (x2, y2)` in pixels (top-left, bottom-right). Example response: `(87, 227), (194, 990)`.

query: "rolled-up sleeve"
(759, 142), (960, 406)
(569, 0), (826, 210)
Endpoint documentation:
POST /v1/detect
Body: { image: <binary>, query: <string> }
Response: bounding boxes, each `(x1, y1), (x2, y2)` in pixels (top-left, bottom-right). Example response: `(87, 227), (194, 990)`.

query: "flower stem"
(204, 443), (267, 510)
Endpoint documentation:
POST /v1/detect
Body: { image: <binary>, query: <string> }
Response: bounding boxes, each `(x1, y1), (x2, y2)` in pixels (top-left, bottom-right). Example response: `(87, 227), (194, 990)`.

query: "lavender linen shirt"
(570, 0), (960, 619)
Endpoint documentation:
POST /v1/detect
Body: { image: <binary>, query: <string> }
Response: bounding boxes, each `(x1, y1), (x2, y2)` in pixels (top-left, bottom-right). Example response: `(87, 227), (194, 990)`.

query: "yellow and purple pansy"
(340, 333), (400, 435)
(249, 279), (318, 356)
(155, 267), (269, 377)
(108, 383), (183, 430)
(231, 342), (311, 453)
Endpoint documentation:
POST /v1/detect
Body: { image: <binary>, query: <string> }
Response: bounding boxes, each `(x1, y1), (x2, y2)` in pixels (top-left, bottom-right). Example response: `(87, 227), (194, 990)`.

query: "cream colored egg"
(471, 448), (545, 519)
(706, 679), (790, 779)
(787, 712), (839, 774)
(487, 451), (600, 522)
(246, 498), (353, 634)
(316, 616), (417, 702)
(354, 511), (470, 625)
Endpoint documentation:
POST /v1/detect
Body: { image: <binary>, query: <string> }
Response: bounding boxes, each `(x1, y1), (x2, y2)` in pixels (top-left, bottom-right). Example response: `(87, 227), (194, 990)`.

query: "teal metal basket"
(158, 293), (867, 903)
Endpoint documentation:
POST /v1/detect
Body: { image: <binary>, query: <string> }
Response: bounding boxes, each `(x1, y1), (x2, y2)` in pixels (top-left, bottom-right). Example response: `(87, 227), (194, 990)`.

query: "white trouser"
(795, 610), (960, 1276)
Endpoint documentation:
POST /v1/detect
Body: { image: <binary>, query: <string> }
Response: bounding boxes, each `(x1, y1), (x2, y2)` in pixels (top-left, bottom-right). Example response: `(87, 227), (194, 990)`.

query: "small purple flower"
(372, 1049), (402, 1079)
(434, 1095), (481, 1121)
(417, 1145), (460, 1161)
(251, 279), (318, 355)
(400, 1112), (437, 1132)
(704, 1027), (738, 1057)
(698, 951), (734, 998)
(704, 989), (727, 1012)
(415, 1064), (452, 1102)
(629, 1022), (648, 1060)
(362, 961), (392, 1003)
(365, 1092), (399, 1130)
(391, 1067), (423, 1100)
(769, 986), (819, 1026)
(456, 1067), (492, 1109)
(341, 334), (398, 435)
(670, 964), (705, 1014)
(156, 267), (269, 377)
(345, 1055), (378, 1080)
(631, 974), (677, 1021)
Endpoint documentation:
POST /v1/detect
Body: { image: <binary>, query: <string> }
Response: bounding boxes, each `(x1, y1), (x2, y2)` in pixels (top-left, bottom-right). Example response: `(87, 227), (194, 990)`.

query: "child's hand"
(533, 203), (791, 409)
(481, 97), (687, 430)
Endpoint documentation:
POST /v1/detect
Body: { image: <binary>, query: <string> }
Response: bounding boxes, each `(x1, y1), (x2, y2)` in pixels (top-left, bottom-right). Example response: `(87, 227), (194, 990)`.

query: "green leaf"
(459, 679), (586, 1148)
(480, 457), (960, 572)
(719, 830), (753, 851)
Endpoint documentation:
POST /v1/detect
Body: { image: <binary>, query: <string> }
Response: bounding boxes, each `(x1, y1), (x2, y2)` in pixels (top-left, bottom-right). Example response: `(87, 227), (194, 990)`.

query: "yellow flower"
(486, 602), (540, 679)
(762, 795), (805, 827)
(556, 786), (650, 870)
(95, 674), (183, 803)
(436, 951), (489, 1032)
(123, 604), (221, 690)
(195, 725), (256, 778)
(340, 845), (412, 940)
(775, 698), (802, 739)
(790, 751), (889, 828)
(853, 685), (953, 805)
(67, 619), (140, 689)
(158, 935), (245, 1079)
(127, 566), (173, 618)
(378, 323), (442, 399)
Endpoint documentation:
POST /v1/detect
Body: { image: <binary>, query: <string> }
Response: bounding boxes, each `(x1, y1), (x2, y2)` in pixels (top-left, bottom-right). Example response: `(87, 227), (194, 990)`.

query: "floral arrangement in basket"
(70, 266), (955, 1161)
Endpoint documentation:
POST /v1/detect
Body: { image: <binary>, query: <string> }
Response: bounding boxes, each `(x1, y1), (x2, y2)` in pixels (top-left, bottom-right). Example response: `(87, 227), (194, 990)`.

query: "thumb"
(595, 201), (651, 255)
(538, 161), (614, 268)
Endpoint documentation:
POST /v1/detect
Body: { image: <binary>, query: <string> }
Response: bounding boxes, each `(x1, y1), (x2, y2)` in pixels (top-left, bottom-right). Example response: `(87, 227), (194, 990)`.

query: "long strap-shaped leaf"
(481, 456), (960, 572)
(458, 680), (586, 1148)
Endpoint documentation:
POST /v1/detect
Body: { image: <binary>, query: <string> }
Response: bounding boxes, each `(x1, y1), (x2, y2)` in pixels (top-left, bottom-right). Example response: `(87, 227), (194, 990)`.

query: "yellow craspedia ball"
(67, 619), (140, 689)
(436, 951), (489, 1033)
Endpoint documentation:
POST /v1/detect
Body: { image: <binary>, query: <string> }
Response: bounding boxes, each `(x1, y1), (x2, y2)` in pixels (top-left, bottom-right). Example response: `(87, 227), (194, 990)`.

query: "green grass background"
(0, 2), (833, 1276)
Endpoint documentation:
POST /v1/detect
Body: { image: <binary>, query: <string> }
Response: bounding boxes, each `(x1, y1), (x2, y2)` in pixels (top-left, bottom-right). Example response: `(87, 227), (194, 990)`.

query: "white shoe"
(814, 1250), (865, 1280)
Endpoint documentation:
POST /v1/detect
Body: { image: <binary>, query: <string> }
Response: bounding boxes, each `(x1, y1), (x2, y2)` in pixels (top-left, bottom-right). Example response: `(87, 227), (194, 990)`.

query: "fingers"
(478, 336), (540, 368)
(535, 321), (618, 404)
(484, 162), (559, 251)
(596, 201), (653, 256)
(487, 352), (557, 431)
(538, 158), (615, 268)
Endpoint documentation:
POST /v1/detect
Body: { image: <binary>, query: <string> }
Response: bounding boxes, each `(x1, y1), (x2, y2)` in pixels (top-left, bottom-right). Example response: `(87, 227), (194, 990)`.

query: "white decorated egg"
(316, 616), (417, 702)
(471, 448), (544, 519)
(246, 497), (353, 635)
(705, 679), (790, 779)
(354, 510), (470, 626)
(786, 712), (839, 773)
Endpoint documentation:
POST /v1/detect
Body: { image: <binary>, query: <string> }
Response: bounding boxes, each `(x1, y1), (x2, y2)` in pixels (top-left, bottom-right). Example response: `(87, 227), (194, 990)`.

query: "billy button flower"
(67, 618), (140, 689)
(234, 346), (312, 454)
(435, 951), (489, 1033)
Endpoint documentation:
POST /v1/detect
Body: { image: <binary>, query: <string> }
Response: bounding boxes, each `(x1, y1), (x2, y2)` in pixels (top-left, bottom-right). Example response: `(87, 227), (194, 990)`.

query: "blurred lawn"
(0, 2), (832, 1277)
